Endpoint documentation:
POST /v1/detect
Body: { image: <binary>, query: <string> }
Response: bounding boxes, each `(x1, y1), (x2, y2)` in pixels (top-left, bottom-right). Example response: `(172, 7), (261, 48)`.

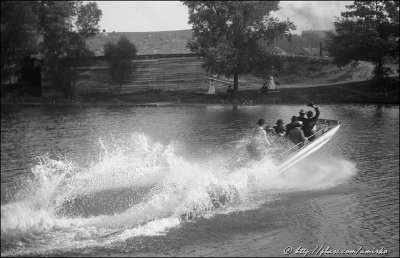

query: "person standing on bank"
(303, 103), (320, 141)
(266, 74), (280, 91)
(207, 78), (216, 95)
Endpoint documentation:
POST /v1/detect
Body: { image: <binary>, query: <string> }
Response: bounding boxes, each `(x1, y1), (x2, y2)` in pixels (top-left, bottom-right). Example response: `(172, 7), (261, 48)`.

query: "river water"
(1, 104), (399, 257)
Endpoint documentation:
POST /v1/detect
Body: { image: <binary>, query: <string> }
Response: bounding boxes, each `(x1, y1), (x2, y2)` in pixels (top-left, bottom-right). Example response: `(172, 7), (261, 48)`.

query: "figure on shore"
(207, 78), (216, 95)
(227, 84), (234, 94)
(264, 74), (280, 91)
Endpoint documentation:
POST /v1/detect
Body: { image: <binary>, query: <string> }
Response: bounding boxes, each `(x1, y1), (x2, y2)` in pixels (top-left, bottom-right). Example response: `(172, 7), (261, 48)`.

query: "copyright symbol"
(284, 246), (293, 255)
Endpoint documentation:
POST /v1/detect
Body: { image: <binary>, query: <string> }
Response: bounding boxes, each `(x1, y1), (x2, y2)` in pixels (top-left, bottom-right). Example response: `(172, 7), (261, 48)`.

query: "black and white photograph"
(1, 1), (399, 257)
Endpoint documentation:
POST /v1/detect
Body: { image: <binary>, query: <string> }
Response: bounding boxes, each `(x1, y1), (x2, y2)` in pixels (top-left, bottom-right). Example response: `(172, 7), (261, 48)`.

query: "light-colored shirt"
(255, 126), (271, 146)
(267, 76), (276, 90)
(207, 81), (216, 94)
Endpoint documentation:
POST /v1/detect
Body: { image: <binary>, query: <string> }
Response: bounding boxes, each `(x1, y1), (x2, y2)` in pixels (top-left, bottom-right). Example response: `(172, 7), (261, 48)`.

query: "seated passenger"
(297, 109), (307, 124)
(285, 116), (299, 135)
(287, 121), (307, 148)
(273, 119), (286, 136)
(265, 126), (276, 135)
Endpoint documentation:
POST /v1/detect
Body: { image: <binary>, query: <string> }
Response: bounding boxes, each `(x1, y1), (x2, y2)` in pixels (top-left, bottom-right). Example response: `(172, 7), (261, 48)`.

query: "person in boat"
(303, 103), (320, 141)
(297, 109), (307, 124)
(285, 116), (299, 135)
(227, 84), (234, 94)
(273, 119), (286, 136)
(207, 78), (216, 95)
(265, 125), (276, 135)
(247, 118), (271, 159)
(287, 121), (307, 148)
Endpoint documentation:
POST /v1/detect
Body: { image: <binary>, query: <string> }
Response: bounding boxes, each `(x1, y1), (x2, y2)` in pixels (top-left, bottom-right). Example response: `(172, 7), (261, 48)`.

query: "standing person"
(303, 103), (320, 141)
(207, 78), (216, 95)
(287, 121), (307, 148)
(266, 74), (280, 91)
(227, 84), (234, 94)
(273, 119), (286, 136)
(247, 119), (271, 159)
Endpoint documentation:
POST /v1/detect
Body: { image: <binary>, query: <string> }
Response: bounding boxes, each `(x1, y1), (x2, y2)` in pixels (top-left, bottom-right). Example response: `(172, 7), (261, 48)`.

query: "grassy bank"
(117, 79), (399, 105)
(2, 78), (398, 106)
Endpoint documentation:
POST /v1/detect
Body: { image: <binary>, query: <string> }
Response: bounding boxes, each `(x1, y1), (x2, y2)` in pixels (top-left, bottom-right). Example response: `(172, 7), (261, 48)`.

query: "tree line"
(2, 1), (398, 99)
(1, 1), (138, 98)
(182, 1), (398, 94)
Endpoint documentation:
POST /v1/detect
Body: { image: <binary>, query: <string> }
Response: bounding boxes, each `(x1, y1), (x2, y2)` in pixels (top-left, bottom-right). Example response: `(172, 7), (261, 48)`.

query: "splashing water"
(1, 132), (357, 255)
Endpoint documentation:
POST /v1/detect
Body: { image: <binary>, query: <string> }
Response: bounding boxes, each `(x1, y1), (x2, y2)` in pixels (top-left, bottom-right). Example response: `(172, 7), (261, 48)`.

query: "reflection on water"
(1, 104), (399, 256)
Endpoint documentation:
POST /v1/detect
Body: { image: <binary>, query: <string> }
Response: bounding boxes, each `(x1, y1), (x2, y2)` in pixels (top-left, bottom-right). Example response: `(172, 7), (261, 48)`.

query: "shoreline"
(1, 79), (399, 107)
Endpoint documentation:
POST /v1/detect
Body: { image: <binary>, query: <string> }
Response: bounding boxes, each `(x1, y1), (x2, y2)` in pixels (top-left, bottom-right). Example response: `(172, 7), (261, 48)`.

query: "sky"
(96, 1), (353, 34)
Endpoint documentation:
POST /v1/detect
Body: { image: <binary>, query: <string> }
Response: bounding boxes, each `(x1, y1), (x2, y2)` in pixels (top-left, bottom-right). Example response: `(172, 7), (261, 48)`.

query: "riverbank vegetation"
(326, 1), (399, 85)
(2, 76), (398, 106)
(182, 1), (295, 93)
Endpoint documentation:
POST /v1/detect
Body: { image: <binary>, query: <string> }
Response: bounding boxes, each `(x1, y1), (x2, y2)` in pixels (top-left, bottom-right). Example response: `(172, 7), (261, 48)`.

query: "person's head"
(307, 111), (313, 118)
(257, 118), (266, 126)
(276, 119), (284, 126)
(291, 116), (298, 123)
(299, 109), (306, 116)
(296, 121), (303, 127)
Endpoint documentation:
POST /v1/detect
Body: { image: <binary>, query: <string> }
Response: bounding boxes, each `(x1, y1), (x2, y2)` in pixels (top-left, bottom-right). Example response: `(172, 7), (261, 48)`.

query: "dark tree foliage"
(181, 1), (295, 93)
(104, 36), (138, 93)
(326, 1), (399, 79)
(1, 1), (39, 91)
(39, 1), (102, 98)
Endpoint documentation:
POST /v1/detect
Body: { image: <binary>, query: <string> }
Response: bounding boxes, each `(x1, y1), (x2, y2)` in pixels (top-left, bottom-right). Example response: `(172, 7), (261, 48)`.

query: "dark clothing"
(287, 127), (307, 147)
(285, 122), (297, 135)
(261, 85), (268, 93)
(303, 107), (320, 141)
(297, 115), (307, 125)
(273, 124), (286, 136)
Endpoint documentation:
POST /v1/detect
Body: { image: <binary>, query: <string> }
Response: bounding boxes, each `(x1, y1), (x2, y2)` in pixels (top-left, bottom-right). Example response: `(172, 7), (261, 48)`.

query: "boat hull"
(278, 123), (340, 172)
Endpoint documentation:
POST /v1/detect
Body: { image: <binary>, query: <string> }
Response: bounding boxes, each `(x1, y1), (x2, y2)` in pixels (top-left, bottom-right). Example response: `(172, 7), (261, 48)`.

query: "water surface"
(1, 104), (399, 256)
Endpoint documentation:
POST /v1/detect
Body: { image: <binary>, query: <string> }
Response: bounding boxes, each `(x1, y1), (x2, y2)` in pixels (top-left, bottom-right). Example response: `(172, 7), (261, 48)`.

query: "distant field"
(210, 61), (399, 92)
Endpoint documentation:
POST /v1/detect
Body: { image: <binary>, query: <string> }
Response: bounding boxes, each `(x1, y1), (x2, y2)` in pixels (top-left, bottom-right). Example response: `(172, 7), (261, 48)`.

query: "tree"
(181, 1), (295, 94)
(326, 1), (399, 79)
(1, 1), (39, 91)
(39, 1), (102, 98)
(104, 36), (138, 94)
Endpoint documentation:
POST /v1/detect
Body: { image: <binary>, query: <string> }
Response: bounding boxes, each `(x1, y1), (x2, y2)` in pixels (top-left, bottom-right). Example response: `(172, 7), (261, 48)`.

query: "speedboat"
(277, 119), (341, 172)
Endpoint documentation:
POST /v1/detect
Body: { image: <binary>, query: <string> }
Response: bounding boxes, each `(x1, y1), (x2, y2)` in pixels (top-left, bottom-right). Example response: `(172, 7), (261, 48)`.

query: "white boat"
(277, 119), (341, 172)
